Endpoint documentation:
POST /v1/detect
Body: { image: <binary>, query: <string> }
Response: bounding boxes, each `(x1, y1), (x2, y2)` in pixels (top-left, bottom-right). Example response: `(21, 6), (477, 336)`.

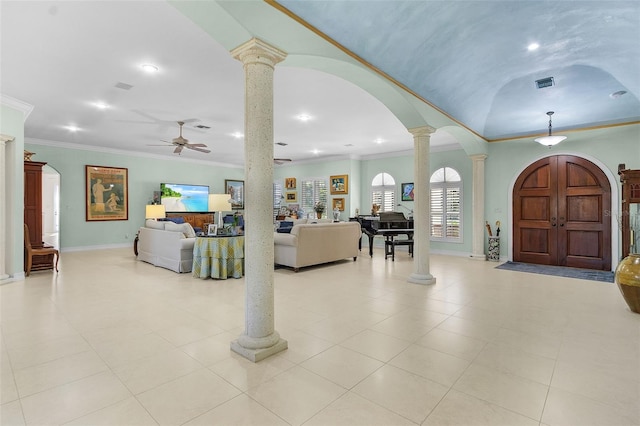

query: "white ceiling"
(2, 1), (638, 167)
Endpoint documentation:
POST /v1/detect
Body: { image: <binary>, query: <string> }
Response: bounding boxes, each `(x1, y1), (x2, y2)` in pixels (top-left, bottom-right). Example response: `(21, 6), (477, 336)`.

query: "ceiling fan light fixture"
(534, 111), (566, 147)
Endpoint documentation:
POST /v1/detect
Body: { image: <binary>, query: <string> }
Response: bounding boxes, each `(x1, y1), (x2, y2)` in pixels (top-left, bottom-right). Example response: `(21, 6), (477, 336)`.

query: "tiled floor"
(1, 248), (639, 425)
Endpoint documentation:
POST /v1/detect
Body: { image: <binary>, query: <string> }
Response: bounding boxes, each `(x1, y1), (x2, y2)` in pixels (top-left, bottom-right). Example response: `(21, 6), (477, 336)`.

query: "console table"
(192, 235), (244, 279)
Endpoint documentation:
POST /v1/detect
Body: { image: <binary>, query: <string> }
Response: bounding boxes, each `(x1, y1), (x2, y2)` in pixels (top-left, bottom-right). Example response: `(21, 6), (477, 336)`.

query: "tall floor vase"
(615, 254), (640, 313)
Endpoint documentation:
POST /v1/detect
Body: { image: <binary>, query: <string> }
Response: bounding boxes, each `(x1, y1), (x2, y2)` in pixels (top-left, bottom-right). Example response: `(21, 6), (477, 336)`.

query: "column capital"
(0, 134), (15, 144)
(231, 38), (287, 68)
(470, 154), (488, 161)
(408, 125), (436, 138)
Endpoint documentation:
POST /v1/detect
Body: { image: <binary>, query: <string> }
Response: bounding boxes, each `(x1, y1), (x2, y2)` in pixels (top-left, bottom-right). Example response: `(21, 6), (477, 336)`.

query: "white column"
(470, 154), (488, 260)
(230, 38), (287, 362)
(408, 126), (436, 285)
(0, 134), (14, 281)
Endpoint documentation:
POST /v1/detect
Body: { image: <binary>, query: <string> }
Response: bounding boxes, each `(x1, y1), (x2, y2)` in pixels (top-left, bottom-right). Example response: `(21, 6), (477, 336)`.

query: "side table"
(192, 235), (244, 279)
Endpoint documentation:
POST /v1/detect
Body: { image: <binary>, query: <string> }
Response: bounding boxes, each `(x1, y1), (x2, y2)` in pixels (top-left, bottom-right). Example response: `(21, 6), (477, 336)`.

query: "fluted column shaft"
(408, 126), (436, 285)
(230, 38), (287, 362)
(470, 154), (488, 260)
(0, 135), (14, 281)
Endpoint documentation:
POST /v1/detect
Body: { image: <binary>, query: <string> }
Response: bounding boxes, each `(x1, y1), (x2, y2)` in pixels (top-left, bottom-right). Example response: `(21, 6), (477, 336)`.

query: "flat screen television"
(160, 183), (209, 212)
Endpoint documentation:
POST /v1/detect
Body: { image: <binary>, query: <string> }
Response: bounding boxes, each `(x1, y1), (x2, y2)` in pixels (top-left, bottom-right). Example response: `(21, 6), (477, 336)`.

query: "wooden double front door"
(513, 155), (611, 270)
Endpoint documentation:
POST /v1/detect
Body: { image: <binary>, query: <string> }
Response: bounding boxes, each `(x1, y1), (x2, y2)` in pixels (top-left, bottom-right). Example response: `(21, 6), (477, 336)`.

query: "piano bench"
(384, 239), (414, 261)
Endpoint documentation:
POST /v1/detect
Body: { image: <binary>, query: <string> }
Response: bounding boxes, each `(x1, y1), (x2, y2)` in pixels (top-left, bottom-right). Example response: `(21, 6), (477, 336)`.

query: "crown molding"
(0, 94), (34, 121)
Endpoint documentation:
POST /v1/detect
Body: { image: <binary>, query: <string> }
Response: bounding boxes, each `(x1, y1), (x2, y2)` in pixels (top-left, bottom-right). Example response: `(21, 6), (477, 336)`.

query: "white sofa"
(274, 220), (361, 271)
(137, 220), (196, 273)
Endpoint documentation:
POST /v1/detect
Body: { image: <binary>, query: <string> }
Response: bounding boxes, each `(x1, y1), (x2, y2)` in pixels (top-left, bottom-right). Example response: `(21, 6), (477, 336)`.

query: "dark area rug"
(496, 261), (614, 283)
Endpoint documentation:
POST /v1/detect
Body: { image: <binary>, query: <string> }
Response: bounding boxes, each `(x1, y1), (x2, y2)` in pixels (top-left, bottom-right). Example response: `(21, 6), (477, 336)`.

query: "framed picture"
(225, 179), (244, 210)
(285, 177), (296, 189)
(330, 174), (348, 194)
(85, 165), (128, 221)
(401, 182), (415, 201)
(332, 198), (345, 211)
(207, 224), (218, 236)
(286, 192), (297, 202)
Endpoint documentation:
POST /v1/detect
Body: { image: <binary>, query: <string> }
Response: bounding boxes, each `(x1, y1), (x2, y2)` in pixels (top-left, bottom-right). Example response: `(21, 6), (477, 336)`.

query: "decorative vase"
(316, 212), (322, 219)
(614, 254), (640, 314)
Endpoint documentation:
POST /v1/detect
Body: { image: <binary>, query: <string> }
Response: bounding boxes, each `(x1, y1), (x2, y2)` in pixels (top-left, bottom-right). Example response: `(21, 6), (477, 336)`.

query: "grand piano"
(354, 212), (414, 257)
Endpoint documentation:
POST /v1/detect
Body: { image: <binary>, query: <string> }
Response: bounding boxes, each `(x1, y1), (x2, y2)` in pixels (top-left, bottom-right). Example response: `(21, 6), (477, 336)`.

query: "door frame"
(507, 151), (619, 271)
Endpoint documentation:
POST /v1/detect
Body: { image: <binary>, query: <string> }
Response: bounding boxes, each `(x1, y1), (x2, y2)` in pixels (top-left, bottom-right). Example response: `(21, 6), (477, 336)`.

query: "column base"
(469, 254), (486, 261)
(408, 273), (436, 285)
(231, 338), (288, 362)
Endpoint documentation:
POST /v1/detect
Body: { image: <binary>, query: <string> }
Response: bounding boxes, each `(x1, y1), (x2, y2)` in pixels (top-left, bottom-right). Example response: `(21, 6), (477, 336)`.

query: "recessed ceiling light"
(374, 138), (384, 144)
(527, 42), (540, 51)
(296, 114), (312, 122)
(141, 63), (159, 73)
(231, 132), (244, 139)
(64, 125), (80, 132)
(92, 101), (109, 110)
(610, 90), (627, 99)
(311, 149), (320, 155)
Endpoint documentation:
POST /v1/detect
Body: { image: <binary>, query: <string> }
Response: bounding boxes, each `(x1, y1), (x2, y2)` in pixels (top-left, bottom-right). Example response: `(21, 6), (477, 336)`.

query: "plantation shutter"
(301, 178), (327, 217)
(445, 187), (461, 238)
(273, 182), (283, 221)
(430, 188), (444, 237)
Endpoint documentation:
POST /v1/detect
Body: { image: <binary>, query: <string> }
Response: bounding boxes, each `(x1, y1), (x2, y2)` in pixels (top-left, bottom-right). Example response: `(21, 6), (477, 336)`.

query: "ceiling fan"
(148, 121), (210, 155)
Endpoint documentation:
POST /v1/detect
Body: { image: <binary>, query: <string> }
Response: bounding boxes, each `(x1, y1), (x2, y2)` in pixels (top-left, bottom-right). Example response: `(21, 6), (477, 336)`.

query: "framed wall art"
(225, 179), (244, 210)
(85, 165), (128, 221)
(401, 182), (415, 201)
(330, 174), (348, 194)
(285, 177), (296, 189)
(286, 192), (297, 202)
(332, 198), (345, 211)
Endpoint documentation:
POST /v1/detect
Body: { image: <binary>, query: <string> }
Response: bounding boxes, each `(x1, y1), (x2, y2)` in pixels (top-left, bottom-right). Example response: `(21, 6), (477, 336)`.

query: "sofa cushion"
(164, 216), (185, 224)
(277, 221), (294, 233)
(145, 219), (165, 230)
(274, 232), (296, 246)
(164, 221), (190, 237)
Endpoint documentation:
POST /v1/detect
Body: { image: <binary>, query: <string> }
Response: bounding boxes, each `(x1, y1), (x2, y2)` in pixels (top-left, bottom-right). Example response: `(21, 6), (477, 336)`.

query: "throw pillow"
(164, 216), (185, 224)
(276, 227), (292, 233)
(145, 219), (165, 230)
(182, 223), (196, 238)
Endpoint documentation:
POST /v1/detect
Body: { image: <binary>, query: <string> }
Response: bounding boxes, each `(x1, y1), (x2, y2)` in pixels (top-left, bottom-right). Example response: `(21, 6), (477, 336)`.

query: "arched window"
(371, 172), (396, 213)
(430, 167), (462, 241)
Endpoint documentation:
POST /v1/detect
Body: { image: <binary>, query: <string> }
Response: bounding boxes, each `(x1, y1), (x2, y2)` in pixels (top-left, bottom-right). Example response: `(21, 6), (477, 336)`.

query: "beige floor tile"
(424, 389), (539, 426)
(492, 327), (562, 359)
(209, 353), (295, 391)
(300, 345), (384, 389)
(0, 400), (25, 426)
(246, 365), (346, 425)
(7, 335), (92, 371)
(551, 360), (640, 417)
(179, 332), (236, 366)
(352, 364), (448, 423)
(370, 315), (437, 341)
(136, 369), (241, 426)
(112, 348), (204, 395)
(340, 329), (412, 362)
(305, 391), (416, 426)
(91, 332), (176, 368)
(20, 371), (131, 425)
(453, 364), (548, 420)
(436, 316), (500, 342)
(80, 322), (154, 347)
(542, 387), (638, 426)
(14, 350), (108, 397)
(472, 342), (555, 385)
(183, 394), (289, 426)
(415, 327), (486, 361)
(389, 344), (469, 387)
(155, 321), (225, 347)
(63, 397), (158, 425)
(1, 351), (18, 404)
(274, 330), (335, 364)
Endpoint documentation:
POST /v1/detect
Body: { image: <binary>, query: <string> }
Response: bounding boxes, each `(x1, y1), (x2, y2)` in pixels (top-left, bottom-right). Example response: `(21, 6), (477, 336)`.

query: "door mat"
(496, 261), (614, 283)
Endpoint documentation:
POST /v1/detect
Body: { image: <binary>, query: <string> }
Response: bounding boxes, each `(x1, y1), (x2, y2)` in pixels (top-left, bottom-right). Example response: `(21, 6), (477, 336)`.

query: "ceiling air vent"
(194, 125), (210, 129)
(114, 82), (133, 90)
(535, 77), (554, 89)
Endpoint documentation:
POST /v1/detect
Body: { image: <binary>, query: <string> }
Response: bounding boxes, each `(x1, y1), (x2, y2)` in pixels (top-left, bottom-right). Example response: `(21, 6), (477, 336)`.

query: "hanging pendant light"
(534, 111), (567, 147)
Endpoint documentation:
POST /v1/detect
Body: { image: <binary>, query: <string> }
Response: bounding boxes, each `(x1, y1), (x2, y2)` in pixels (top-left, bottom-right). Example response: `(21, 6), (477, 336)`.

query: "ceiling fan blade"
(186, 143), (207, 148)
(274, 158), (292, 165)
(174, 145), (184, 154)
(186, 146), (211, 153)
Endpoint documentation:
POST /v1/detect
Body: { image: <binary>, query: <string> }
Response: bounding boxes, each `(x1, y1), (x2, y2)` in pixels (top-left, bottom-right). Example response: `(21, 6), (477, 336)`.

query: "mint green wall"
(485, 124), (640, 262)
(360, 150), (473, 254)
(1, 104), (25, 276)
(25, 143), (242, 250)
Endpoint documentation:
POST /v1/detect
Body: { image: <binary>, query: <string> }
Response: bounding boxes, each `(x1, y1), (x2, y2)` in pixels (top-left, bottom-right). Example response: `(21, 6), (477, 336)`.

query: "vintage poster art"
(86, 165), (128, 221)
(225, 179), (244, 210)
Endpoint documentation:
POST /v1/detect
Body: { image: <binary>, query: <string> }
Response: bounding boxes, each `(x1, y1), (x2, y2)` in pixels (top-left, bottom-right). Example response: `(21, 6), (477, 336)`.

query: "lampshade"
(534, 111), (567, 147)
(209, 194), (232, 226)
(145, 204), (166, 220)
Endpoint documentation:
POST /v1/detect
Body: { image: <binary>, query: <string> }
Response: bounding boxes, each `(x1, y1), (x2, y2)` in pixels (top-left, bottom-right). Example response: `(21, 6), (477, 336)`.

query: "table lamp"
(209, 194), (232, 227)
(145, 204), (166, 220)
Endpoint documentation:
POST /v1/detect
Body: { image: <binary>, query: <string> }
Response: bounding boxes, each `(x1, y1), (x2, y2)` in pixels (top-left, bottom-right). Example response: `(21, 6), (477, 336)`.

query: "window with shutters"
(371, 173), (396, 213)
(301, 178), (328, 218)
(430, 167), (462, 242)
(273, 182), (283, 221)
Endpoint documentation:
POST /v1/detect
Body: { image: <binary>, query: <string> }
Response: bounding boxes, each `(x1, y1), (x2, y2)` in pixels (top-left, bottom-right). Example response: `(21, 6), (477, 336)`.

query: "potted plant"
(313, 202), (325, 219)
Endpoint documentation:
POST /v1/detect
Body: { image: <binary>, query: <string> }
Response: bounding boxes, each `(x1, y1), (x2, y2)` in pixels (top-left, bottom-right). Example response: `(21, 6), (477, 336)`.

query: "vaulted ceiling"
(2, 1), (638, 166)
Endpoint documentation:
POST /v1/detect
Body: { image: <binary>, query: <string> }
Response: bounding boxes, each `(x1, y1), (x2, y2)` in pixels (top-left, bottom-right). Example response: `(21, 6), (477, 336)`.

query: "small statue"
(371, 204), (380, 216)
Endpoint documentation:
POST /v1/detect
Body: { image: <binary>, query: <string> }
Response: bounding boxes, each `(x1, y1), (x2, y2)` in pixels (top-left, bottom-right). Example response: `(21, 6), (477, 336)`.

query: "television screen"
(160, 183), (209, 212)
